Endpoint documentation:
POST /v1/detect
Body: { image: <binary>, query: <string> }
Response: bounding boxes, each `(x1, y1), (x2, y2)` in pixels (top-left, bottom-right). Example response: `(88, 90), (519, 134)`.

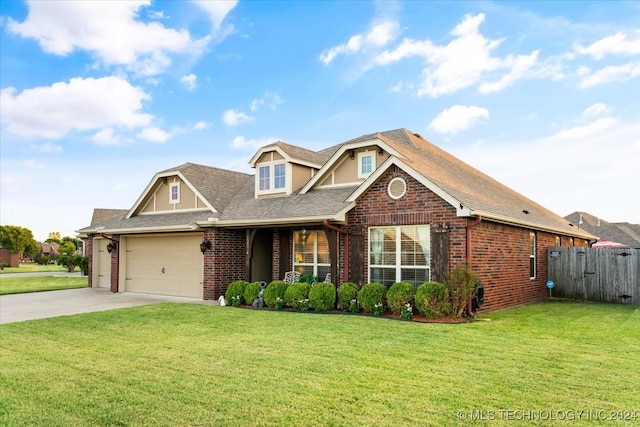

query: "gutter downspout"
(466, 215), (482, 316)
(323, 219), (349, 285)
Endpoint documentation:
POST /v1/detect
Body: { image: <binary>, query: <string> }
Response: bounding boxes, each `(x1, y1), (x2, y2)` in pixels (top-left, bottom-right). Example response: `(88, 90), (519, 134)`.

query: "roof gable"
(128, 163), (252, 218)
(249, 141), (329, 168)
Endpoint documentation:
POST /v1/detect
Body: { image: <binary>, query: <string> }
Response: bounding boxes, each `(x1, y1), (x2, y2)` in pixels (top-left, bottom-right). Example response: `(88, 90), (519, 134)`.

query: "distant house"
(565, 212), (640, 249)
(38, 242), (60, 260)
(79, 129), (596, 312)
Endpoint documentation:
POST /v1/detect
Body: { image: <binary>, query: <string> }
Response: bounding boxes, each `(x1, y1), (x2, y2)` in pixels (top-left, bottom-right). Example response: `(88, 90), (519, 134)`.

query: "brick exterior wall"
(203, 228), (246, 300)
(110, 236), (120, 293)
(346, 166), (467, 284)
(343, 165), (590, 312)
(84, 237), (93, 287)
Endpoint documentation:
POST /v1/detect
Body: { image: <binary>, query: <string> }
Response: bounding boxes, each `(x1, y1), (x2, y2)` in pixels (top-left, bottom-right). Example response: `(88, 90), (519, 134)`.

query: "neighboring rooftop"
(565, 212), (640, 248)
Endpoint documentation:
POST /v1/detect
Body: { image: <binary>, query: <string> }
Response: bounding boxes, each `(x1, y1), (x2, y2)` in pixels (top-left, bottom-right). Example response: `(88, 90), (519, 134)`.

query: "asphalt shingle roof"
(565, 212), (640, 247)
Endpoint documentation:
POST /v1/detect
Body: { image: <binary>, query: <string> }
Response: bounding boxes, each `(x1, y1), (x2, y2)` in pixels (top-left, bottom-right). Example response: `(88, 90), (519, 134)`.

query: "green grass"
(0, 276), (88, 295)
(1, 301), (638, 426)
(0, 263), (75, 274)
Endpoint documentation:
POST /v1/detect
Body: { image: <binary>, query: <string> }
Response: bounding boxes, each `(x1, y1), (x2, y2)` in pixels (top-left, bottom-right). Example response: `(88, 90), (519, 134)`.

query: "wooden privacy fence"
(547, 247), (639, 305)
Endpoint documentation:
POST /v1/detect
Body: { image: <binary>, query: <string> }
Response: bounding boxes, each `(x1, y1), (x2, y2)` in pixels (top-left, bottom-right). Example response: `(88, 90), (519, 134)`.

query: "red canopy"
(592, 239), (629, 248)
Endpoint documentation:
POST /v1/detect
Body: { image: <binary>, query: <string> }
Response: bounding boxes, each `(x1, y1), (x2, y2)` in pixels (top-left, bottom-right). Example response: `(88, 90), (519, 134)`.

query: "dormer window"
(169, 182), (180, 204)
(258, 162), (287, 194)
(358, 151), (376, 178)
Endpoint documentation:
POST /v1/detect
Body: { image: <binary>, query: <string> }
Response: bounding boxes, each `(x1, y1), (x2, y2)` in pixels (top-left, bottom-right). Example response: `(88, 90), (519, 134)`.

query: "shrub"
(446, 266), (478, 317)
(244, 282), (262, 306)
(358, 283), (386, 314)
(37, 255), (51, 266)
(225, 280), (249, 306)
(337, 282), (359, 310)
(264, 281), (288, 308)
(415, 281), (450, 318)
(308, 282), (336, 312)
(284, 282), (311, 310)
(299, 274), (316, 284)
(386, 282), (415, 315)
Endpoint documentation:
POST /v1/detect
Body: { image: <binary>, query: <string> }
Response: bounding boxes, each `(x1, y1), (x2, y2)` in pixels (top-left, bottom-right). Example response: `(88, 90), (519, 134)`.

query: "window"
(530, 233), (536, 279)
(274, 164), (286, 189)
(369, 225), (430, 288)
(258, 163), (286, 193)
(169, 182), (180, 204)
(293, 230), (330, 279)
(358, 151), (376, 178)
(259, 166), (270, 191)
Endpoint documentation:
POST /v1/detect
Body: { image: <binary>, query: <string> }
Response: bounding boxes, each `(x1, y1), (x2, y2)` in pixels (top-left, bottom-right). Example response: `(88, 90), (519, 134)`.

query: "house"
(37, 242), (60, 260)
(78, 129), (596, 312)
(565, 212), (640, 249)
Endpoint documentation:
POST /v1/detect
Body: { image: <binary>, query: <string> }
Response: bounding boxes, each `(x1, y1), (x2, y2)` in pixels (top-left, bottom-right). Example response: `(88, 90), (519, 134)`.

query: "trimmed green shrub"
(244, 281), (262, 306)
(264, 280), (288, 308)
(337, 282), (359, 310)
(447, 266), (478, 317)
(415, 281), (450, 318)
(308, 282), (336, 312)
(358, 283), (386, 314)
(284, 282), (311, 310)
(387, 282), (415, 315)
(225, 280), (249, 306)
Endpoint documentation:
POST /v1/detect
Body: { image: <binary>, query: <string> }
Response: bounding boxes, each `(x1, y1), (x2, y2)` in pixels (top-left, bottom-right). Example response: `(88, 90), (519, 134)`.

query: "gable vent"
(388, 177), (407, 200)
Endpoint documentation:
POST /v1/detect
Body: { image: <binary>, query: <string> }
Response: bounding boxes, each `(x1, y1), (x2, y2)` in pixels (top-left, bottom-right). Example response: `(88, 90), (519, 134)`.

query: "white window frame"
(293, 230), (330, 278)
(369, 225), (430, 288)
(256, 162), (287, 195)
(357, 151), (376, 179)
(169, 182), (180, 204)
(530, 232), (536, 279)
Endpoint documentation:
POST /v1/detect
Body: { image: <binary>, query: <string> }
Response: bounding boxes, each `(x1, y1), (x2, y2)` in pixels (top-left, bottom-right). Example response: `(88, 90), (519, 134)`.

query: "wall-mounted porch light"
(106, 242), (117, 254)
(200, 239), (212, 254)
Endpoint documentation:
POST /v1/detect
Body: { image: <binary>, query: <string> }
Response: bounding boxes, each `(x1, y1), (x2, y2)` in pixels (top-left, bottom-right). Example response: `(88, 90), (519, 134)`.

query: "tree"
(0, 225), (39, 259)
(61, 236), (83, 253)
(57, 241), (78, 272)
(46, 232), (62, 244)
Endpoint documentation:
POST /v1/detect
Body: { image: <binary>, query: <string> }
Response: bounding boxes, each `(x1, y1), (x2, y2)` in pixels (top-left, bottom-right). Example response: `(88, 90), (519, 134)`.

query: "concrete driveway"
(0, 288), (217, 324)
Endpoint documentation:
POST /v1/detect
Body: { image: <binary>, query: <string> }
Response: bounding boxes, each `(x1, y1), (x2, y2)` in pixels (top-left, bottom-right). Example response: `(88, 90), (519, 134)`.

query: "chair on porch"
(283, 271), (301, 285)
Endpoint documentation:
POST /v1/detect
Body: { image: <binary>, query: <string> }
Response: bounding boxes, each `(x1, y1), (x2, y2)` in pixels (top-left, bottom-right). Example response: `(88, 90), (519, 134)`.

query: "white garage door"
(124, 233), (203, 298)
(94, 238), (111, 289)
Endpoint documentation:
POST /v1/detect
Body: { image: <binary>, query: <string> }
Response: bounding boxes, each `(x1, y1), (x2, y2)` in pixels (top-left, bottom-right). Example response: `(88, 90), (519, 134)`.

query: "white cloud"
(23, 159), (44, 169)
(222, 109), (254, 126)
(319, 20), (399, 65)
(31, 142), (63, 153)
(6, 1), (210, 76)
(193, 120), (210, 130)
(249, 92), (284, 112)
(231, 135), (278, 150)
(479, 51), (539, 93)
(583, 103), (612, 117)
(0, 76), (153, 139)
(373, 13), (544, 97)
(579, 62), (640, 88)
(428, 105), (489, 135)
(574, 30), (640, 59)
(191, 0), (238, 31)
(180, 73), (197, 91)
(543, 117), (617, 144)
(136, 126), (171, 143)
(91, 128), (122, 146)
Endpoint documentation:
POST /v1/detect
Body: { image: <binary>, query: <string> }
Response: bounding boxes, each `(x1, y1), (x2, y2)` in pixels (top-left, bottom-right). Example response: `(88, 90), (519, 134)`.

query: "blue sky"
(1, 0), (639, 241)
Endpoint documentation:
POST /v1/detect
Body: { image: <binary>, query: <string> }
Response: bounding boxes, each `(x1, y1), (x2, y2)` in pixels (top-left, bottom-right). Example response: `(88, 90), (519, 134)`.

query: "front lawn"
(1, 301), (638, 426)
(0, 263), (75, 274)
(0, 276), (88, 295)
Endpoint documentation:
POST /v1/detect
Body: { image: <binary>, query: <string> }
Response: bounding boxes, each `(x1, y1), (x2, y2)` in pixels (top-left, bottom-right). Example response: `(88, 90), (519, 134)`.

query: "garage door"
(94, 238), (111, 288)
(124, 233), (203, 298)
